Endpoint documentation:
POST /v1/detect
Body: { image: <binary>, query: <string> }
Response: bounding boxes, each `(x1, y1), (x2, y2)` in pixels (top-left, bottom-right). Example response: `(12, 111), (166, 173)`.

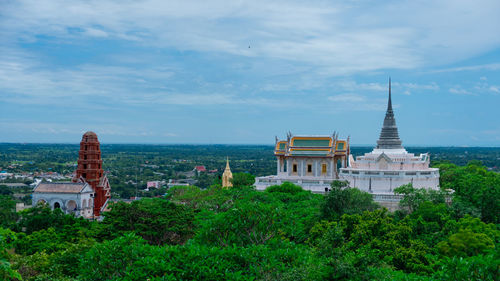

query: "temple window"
(321, 164), (327, 174)
(307, 164), (312, 173)
(293, 164), (298, 173)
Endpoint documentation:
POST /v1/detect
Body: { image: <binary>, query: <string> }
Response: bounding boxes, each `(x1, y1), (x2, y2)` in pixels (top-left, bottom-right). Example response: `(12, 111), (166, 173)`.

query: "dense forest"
(1, 159), (499, 280)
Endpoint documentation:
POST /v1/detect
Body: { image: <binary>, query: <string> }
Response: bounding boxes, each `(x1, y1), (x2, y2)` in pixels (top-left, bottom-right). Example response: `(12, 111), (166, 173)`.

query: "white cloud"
(0, 121), (163, 137)
(1, 0), (499, 145)
(328, 93), (386, 111)
(445, 81), (500, 96)
(84, 28), (108, 38)
(162, 132), (179, 137)
(328, 94), (365, 103)
(429, 63), (500, 73)
(397, 82), (439, 91)
(449, 87), (473, 95)
(2, 0), (500, 74)
(490, 86), (500, 93)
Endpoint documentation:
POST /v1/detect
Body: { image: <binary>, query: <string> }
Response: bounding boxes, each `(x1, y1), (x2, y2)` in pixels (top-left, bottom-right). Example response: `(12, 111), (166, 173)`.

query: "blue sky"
(1, 0), (500, 146)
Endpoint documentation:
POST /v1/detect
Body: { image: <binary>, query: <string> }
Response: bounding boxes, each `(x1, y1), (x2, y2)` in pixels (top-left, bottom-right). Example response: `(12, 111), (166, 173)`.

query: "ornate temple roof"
(274, 134), (349, 157)
(291, 137), (332, 147)
(376, 78), (404, 150)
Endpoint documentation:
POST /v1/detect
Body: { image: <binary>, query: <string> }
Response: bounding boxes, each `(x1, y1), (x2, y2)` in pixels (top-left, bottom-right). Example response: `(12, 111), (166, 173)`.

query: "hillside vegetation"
(1, 161), (499, 280)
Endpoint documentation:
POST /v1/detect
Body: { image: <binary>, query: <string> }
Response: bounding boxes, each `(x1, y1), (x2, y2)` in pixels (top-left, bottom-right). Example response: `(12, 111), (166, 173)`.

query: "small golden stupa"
(222, 157), (233, 188)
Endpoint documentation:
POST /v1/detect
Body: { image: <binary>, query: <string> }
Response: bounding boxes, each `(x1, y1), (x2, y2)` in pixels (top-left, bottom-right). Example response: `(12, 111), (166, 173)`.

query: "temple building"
(32, 132), (111, 218)
(32, 182), (95, 219)
(339, 79), (440, 195)
(72, 131), (111, 217)
(222, 158), (233, 188)
(255, 133), (350, 192)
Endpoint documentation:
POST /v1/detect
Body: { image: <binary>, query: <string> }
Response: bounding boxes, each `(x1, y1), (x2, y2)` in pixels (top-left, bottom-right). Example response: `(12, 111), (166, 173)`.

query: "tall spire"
(376, 78), (403, 149)
(222, 157), (233, 188)
(388, 77), (392, 112)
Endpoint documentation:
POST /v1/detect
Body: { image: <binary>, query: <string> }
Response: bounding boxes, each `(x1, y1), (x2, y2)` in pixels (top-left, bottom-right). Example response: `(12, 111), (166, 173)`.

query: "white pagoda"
(339, 79), (440, 196)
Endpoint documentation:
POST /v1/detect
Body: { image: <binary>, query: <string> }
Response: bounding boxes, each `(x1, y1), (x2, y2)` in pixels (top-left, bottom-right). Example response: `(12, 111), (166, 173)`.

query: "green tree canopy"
(320, 181), (379, 220)
(231, 172), (255, 187)
(100, 198), (195, 245)
(266, 181), (304, 195)
(0, 195), (18, 229)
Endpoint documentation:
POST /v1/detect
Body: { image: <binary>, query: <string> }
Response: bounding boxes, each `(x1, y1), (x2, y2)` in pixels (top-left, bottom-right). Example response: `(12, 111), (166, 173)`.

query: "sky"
(1, 0), (500, 146)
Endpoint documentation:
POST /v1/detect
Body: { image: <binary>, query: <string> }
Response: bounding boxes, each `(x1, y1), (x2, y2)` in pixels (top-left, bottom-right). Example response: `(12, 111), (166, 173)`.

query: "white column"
(276, 157), (281, 174)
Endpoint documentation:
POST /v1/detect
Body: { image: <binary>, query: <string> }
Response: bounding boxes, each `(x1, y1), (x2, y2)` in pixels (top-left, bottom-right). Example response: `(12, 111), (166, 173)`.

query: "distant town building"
(167, 179), (192, 188)
(72, 131), (111, 217)
(0, 172), (14, 179)
(32, 182), (94, 219)
(222, 158), (233, 188)
(194, 166), (207, 173)
(339, 79), (440, 195)
(147, 181), (162, 189)
(255, 133), (350, 192)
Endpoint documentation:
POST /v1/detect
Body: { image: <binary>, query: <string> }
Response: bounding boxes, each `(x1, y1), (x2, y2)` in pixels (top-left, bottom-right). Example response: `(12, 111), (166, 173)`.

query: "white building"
(339, 79), (440, 196)
(32, 182), (95, 219)
(255, 133), (350, 193)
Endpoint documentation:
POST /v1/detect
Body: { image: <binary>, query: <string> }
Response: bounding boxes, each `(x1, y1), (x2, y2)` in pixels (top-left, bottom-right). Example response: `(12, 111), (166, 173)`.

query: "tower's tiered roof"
(376, 78), (403, 150)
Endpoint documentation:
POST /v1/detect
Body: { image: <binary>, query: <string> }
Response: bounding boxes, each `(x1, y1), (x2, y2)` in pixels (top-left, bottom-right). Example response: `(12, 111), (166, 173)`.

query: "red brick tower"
(73, 131), (110, 217)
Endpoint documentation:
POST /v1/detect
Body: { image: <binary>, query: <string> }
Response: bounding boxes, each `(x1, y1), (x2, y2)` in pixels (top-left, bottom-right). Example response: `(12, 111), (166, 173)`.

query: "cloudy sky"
(1, 0), (500, 145)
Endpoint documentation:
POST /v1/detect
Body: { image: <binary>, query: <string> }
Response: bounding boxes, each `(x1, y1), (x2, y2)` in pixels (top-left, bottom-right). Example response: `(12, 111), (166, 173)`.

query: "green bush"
(266, 182), (304, 195)
(321, 183), (379, 220)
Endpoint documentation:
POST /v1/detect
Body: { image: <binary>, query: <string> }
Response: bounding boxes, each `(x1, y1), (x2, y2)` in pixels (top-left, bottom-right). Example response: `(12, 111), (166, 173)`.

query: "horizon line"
(1, 142), (499, 148)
